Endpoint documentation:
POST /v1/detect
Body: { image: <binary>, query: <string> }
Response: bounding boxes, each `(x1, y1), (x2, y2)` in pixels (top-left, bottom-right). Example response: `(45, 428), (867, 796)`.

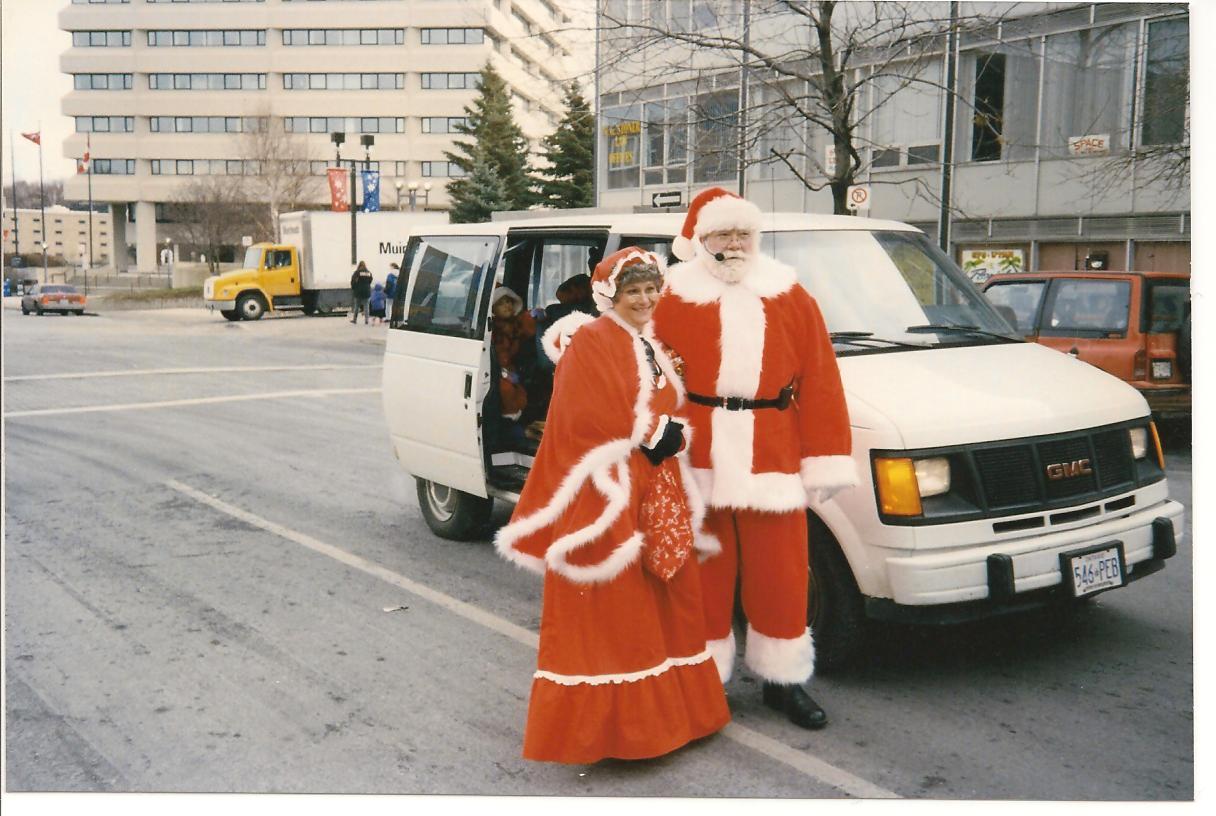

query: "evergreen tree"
(444, 62), (536, 214)
(448, 156), (511, 224)
(536, 83), (595, 209)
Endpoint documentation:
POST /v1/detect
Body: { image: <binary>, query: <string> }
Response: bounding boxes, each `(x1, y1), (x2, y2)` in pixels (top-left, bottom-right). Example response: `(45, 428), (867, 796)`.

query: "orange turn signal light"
(874, 457), (923, 517)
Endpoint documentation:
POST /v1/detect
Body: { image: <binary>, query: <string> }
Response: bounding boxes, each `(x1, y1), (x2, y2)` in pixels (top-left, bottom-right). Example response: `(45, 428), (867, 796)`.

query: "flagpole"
(86, 134), (94, 292)
(37, 123), (47, 283)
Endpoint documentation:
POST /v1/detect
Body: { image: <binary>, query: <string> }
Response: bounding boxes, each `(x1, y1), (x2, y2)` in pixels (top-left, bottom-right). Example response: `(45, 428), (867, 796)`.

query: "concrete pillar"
(134, 200), (157, 273)
(109, 203), (128, 272)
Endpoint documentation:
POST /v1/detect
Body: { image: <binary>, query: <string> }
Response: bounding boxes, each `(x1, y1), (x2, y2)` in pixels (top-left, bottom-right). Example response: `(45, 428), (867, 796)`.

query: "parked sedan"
(21, 284), (87, 316)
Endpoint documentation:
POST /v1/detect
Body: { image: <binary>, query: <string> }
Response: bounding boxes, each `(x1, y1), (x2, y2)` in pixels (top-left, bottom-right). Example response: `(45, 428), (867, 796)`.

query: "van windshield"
(763, 229), (1020, 350)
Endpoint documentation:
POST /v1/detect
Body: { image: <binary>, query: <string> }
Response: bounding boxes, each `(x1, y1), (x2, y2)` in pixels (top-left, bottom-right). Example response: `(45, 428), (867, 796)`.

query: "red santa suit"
(652, 190), (858, 687)
(496, 248), (729, 764)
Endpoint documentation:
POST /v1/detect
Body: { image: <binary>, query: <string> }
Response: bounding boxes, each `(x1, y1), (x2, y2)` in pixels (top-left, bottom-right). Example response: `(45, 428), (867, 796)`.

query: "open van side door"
(383, 233), (501, 497)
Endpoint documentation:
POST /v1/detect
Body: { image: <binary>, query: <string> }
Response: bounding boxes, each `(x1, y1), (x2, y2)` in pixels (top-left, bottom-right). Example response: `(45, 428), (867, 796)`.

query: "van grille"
(974, 428), (1137, 511)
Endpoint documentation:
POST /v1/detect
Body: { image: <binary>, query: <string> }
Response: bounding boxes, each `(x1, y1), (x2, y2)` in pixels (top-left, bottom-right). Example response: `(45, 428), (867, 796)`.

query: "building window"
(420, 73), (481, 90)
(147, 30), (265, 47)
(76, 116), (134, 133)
(91, 159), (136, 175)
(421, 161), (465, 178)
(692, 89), (738, 183)
(73, 74), (133, 91)
(71, 31), (131, 47)
(1040, 24), (1136, 158)
(420, 28), (484, 45)
(603, 104), (641, 189)
(282, 29), (404, 46)
(1141, 17), (1188, 146)
(283, 73), (405, 90)
(284, 116), (404, 134)
(71, 0), (131, 5)
(868, 59), (943, 170)
(149, 116), (266, 133)
(149, 73), (267, 90)
(958, 42), (1040, 162)
(643, 98), (688, 185)
(421, 117), (470, 134)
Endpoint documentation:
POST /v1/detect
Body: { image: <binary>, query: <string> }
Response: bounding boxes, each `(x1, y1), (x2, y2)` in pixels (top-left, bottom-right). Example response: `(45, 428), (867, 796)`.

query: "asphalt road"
(2, 305), (1195, 800)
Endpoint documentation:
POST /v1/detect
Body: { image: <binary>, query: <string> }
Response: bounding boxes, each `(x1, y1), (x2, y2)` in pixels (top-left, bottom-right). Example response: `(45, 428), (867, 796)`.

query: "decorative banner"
(361, 170), (380, 213)
(327, 167), (350, 212)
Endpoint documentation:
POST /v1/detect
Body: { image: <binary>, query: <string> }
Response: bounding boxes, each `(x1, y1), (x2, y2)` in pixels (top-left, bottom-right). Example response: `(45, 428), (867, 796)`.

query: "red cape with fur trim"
(496, 312), (715, 583)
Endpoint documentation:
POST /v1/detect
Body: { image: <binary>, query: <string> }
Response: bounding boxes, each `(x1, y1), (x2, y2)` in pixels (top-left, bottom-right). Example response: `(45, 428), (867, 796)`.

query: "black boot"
(762, 682), (827, 730)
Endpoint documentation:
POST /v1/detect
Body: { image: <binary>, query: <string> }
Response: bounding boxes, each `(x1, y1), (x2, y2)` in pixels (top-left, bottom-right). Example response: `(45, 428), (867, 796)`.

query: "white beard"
(706, 252), (753, 284)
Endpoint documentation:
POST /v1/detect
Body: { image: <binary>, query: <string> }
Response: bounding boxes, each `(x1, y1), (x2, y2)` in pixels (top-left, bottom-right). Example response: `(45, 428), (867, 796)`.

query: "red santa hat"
(590, 246), (666, 312)
(672, 186), (764, 262)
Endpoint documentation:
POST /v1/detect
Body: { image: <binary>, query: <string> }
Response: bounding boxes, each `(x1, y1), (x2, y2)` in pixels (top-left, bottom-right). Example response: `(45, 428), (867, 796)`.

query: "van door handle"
(464, 372), (472, 399)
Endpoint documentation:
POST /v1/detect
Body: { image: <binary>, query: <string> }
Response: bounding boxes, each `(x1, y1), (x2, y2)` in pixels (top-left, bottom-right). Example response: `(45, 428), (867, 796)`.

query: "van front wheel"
(807, 514), (868, 671)
(416, 478), (493, 541)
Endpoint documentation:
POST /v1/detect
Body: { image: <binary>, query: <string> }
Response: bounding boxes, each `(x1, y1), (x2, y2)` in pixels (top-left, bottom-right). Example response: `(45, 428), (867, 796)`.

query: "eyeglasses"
(703, 229), (755, 245)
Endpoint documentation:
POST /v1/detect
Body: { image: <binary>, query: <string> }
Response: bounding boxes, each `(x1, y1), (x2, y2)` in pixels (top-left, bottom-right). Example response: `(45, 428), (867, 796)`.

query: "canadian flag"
(78, 137), (91, 174)
(21, 131), (41, 145)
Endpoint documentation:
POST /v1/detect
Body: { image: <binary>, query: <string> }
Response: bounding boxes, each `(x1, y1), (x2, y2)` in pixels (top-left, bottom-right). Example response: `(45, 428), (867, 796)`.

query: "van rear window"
(1147, 283), (1188, 333)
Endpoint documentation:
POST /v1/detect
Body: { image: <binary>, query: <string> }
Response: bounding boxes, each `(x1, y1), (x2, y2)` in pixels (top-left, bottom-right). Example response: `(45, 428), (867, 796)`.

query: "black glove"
(642, 419), (684, 466)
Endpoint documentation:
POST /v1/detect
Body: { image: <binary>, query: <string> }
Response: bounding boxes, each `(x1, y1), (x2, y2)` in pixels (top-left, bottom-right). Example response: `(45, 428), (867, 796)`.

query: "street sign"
(847, 184), (871, 211)
(825, 145), (836, 176)
(241, 235), (253, 247)
(651, 191), (683, 208)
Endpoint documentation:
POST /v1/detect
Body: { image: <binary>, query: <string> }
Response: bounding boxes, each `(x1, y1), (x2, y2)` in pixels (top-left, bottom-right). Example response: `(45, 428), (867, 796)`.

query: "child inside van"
(491, 286), (537, 445)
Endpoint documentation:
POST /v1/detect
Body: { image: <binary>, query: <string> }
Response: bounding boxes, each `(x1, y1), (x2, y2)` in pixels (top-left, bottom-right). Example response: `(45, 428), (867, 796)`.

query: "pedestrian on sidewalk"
(350, 261), (373, 324)
(370, 282), (386, 325)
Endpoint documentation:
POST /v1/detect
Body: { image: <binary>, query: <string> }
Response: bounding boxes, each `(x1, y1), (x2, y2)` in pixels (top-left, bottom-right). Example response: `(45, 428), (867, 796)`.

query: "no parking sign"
(847, 184), (871, 211)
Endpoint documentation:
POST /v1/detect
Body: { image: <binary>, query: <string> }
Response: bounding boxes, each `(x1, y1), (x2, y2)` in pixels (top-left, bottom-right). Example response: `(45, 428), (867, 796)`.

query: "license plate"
(59, 299), (69, 305)
(1060, 542), (1126, 598)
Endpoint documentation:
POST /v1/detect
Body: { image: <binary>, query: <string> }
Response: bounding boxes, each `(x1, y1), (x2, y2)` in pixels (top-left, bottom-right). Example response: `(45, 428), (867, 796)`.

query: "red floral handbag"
(639, 460), (695, 581)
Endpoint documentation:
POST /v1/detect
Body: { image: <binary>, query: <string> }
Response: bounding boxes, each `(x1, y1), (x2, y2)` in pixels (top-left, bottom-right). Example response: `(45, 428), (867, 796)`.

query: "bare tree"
(165, 174), (254, 274)
(597, 1), (1020, 214)
(238, 110), (318, 241)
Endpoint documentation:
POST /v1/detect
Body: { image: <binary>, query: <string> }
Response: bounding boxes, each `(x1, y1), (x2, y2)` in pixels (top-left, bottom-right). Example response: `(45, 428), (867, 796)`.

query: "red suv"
(983, 271), (1190, 418)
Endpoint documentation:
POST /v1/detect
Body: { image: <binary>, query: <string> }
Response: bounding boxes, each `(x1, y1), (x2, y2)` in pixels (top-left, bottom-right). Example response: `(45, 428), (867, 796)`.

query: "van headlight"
(874, 456), (951, 516)
(1129, 427), (1148, 459)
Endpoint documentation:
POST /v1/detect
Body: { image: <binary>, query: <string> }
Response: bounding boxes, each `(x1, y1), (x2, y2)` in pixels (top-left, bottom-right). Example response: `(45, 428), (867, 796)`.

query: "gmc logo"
(1046, 459), (1093, 480)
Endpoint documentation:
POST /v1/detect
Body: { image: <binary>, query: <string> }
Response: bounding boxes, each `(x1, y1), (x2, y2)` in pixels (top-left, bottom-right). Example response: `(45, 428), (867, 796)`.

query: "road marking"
(166, 479), (900, 799)
(4, 363), (381, 382)
(3, 387), (381, 419)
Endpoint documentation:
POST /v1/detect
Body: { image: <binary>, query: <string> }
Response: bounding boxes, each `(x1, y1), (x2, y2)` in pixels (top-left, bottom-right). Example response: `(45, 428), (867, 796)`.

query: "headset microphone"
(713, 252), (727, 262)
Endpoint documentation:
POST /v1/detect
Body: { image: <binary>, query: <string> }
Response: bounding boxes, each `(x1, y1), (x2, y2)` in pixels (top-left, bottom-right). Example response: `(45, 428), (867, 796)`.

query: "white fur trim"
(673, 423), (719, 558)
(540, 311), (596, 363)
(800, 455), (860, 494)
(706, 410), (807, 511)
(494, 439), (633, 574)
(666, 255), (797, 305)
(706, 630), (737, 684)
(672, 234), (696, 262)
(716, 284), (766, 396)
(534, 648), (714, 687)
(695, 195), (763, 238)
(744, 625), (814, 684)
(644, 414), (674, 450)
(497, 314), (663, 583)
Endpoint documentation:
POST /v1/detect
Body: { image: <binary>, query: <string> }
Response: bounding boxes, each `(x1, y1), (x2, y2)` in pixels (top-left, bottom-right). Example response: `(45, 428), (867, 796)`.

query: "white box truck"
(203, 210), (448, 320)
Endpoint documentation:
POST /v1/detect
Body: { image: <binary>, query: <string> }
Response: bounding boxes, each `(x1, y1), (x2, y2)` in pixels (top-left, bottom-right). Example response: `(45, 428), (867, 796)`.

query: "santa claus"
(651, 187), (858, 730)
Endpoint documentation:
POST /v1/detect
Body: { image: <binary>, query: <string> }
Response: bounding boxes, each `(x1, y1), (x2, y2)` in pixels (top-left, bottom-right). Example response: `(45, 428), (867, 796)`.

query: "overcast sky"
(3, 1), (75, 187)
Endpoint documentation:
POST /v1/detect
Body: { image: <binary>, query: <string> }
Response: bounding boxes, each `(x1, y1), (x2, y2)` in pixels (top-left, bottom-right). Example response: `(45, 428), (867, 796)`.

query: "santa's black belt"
(687, 385), (794, 411)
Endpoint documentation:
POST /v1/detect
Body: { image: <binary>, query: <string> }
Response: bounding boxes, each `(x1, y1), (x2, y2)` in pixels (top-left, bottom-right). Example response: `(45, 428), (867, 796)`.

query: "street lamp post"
(394, 180), (404, 212)
(164, 237), (173, 286)
(406, 181), (433, 212)
(331, 132), (356, 265)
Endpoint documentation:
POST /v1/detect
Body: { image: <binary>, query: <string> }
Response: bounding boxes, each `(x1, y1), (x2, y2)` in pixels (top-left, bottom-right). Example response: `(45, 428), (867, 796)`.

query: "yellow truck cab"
(203, 210), (447, 321)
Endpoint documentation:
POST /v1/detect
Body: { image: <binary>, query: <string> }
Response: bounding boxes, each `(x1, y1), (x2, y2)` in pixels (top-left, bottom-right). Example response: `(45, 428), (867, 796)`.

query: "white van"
(381, 212), (1185, 667)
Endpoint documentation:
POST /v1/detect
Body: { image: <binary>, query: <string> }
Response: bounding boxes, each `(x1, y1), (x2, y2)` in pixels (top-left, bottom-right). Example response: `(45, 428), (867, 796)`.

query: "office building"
(595, 1), (1189, 275)
(3, 205), (113, 267)
(60, 0), (581, 271)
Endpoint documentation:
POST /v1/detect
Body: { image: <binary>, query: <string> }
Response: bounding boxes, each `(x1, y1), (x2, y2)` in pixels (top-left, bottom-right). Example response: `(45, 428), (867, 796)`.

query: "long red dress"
(496, 311), (730, 764)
